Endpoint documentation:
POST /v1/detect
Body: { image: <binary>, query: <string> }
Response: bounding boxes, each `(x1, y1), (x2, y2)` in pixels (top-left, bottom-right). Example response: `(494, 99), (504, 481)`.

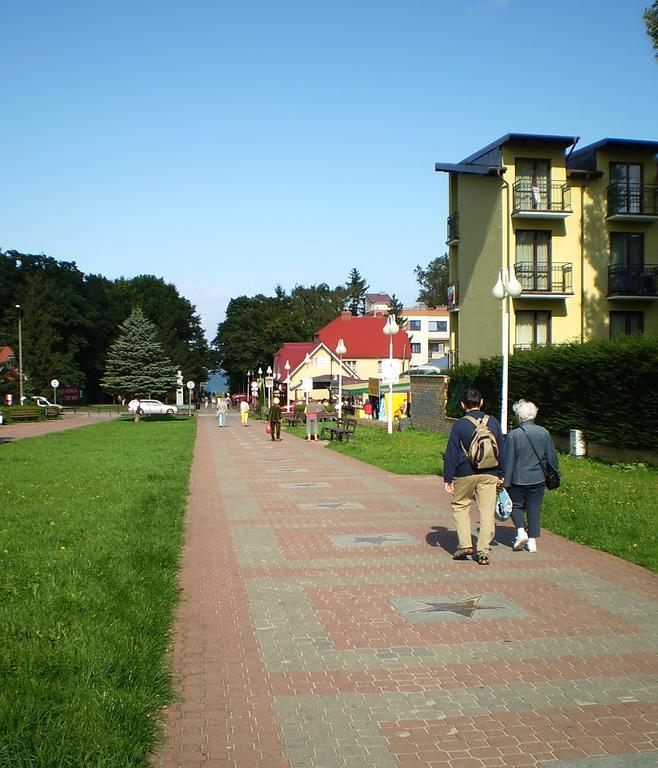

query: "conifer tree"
(345, 268), (369, 315)
(101, 308), (176, 410)
(387, 293), (406, 330)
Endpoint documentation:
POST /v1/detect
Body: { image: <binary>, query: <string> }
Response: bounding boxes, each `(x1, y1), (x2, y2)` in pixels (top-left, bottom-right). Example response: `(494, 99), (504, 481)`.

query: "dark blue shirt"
(443, 409), (505, 482)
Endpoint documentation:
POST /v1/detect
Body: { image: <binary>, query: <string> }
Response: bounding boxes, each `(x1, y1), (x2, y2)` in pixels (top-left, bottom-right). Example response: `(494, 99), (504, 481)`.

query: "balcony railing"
(607, 183), (658, 218)
(514, 262), (573, 294)
(607, 264), (658, 297)
(447, 282), (459, 312)
(513, 343), (550, 353)
(446, 213), (459, 244)
(512, 181), (572, 216)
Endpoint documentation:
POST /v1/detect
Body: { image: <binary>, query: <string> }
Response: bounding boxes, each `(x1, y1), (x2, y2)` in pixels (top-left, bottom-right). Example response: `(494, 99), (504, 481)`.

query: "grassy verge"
(317, 423), (657, 572)
(0, 416), (196, 767)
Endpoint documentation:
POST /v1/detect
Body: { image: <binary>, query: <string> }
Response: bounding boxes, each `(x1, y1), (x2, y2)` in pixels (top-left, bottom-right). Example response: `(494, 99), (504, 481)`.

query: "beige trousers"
(451, 474), (498, 554)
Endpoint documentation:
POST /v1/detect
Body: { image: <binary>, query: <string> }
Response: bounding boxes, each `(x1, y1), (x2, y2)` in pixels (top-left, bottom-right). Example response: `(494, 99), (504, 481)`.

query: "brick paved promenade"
(155, 411), (658, 768)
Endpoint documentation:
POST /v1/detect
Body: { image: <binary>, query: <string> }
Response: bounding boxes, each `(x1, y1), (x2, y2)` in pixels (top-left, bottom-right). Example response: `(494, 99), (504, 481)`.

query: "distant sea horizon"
(206, 371), (228, 393)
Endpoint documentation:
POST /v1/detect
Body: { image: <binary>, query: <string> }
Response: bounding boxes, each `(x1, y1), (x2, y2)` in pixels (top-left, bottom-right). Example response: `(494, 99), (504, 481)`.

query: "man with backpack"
(443, 388), (505, 566)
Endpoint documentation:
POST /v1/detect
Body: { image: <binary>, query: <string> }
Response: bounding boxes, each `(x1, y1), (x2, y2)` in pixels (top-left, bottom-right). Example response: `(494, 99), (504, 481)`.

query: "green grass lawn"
(309, 423), (658, 573)
(0, 416), (196, 768)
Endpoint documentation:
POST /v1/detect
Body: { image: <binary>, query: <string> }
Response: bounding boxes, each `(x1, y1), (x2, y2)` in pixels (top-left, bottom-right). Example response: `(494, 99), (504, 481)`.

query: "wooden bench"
(282, 411), (304, 427)
(7, 411), (39, 422)
(321, 417), (357, 442)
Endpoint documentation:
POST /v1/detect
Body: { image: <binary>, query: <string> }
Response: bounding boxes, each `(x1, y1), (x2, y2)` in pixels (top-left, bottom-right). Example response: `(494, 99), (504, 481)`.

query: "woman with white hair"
(503, 399), (559, 553)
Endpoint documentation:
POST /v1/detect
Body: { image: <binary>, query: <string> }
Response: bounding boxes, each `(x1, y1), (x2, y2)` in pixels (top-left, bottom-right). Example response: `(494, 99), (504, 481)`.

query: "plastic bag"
(265, 421), (271, 435)
(495, 488), (513, 521)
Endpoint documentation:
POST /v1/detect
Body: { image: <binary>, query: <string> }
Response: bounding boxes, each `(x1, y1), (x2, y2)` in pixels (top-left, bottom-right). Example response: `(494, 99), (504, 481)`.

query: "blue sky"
(2, 0), (656, 339)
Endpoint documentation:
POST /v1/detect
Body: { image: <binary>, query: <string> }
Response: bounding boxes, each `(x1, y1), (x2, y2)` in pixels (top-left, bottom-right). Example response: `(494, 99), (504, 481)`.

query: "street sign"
(302, 377), (312, 393)
(51, 379), (59, 388)
(265, 376), (274, 388)
(381, 359), (400, 385)
(186, 381), (195, 390)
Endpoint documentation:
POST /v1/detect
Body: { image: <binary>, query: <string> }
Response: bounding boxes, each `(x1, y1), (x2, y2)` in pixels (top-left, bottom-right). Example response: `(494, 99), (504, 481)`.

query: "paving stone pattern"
(154, 412), (658, 768)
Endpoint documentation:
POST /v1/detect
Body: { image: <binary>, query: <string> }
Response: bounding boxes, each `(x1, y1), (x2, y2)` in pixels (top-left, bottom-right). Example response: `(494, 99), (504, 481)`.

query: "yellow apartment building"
(435, 133), (658, 364)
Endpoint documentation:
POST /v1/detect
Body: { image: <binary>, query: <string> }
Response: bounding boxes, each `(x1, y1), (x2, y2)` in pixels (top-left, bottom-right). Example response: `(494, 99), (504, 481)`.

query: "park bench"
(282, 411), (304, 427)
(321, 417), (357, 442)
(7, 411), (39, 422)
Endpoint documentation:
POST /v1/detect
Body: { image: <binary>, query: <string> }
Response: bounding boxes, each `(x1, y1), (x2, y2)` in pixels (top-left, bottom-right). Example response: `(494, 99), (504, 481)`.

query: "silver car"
(127, 399), (178, 416)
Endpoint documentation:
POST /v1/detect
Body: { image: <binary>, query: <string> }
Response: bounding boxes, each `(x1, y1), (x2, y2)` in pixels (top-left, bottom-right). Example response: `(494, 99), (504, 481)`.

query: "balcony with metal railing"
(514, 262), (573, 297)
(446, 213), (459, 245)
(512, 181), (572, 219)
(607, 263), (658, 299)
(607, 183), (658, 221)
(512, 342), (550, 353)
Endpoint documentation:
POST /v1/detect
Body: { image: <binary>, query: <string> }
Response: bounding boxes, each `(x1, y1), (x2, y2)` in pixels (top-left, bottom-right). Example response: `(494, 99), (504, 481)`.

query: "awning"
(342, 377), (410, 396)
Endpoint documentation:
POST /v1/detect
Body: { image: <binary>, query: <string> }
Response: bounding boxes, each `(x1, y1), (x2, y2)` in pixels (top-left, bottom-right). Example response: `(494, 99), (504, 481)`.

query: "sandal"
(452, 547), (473, 561)
(477, 552), (490, 566)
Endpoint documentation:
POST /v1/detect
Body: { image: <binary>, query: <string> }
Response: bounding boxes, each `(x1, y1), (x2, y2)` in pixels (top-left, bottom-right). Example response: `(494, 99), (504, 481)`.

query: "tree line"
(0, 250), (213, 402)
(214, 257), (448, 392)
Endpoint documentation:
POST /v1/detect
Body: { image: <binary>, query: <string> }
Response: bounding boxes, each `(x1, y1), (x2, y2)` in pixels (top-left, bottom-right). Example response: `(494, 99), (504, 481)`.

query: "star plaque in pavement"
(352, 535), (406, 546)
(409, 595), (505, 618)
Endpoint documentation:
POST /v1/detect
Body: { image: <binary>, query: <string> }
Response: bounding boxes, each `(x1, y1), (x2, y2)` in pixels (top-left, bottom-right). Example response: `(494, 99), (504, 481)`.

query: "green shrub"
(448, 334), (658, 450)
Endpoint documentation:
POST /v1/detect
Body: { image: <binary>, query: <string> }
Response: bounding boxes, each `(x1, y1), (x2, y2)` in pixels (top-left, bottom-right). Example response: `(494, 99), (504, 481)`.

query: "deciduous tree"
(414, 255), (449, 309)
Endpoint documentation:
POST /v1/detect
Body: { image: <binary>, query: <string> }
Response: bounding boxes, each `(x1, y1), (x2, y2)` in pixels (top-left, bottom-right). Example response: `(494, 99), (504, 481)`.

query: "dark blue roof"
(569, 137), (658, 161)
(435, 133), (579, 175)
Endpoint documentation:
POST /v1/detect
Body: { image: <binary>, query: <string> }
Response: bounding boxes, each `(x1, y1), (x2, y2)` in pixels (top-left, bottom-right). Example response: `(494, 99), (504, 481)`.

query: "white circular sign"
(186, 380), (195, 390)
(51, 379), (60, 388)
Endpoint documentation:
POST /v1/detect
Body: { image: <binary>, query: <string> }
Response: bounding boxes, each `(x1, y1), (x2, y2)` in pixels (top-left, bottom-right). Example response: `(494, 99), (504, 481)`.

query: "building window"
(429, 342), (445, 357)
(516, 157), (551, 209)
(345, 360), (357, 373)
(610, 232), (644, 268)
(410, 343), (421, 354)
(516, 230), (551, 290)
(428, 320), (447, 333)
(610, 162), (642, 214)
(377, 360), (382, 375)
(515, 310), (551, 351)
(610, 311), (643, 337)
(408, 320), (421, 331)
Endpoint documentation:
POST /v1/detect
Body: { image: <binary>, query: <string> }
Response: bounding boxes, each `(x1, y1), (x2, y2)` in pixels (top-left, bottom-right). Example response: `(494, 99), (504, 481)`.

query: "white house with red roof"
(272, 311), (411, 402)
(364, 292), (392, 315)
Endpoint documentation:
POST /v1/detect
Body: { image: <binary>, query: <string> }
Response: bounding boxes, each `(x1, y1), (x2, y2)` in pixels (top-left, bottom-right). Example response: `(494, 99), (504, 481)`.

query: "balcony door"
(516, 230), (551, 290)
(516, 158), (550, 210)
(610, 162), (642, 214)
(515, 310), (551, 351)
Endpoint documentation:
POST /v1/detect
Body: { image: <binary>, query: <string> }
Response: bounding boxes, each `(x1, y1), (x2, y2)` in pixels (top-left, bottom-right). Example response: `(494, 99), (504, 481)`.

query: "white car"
(32, 396), (63, 410)
(127, 399), (178, 416)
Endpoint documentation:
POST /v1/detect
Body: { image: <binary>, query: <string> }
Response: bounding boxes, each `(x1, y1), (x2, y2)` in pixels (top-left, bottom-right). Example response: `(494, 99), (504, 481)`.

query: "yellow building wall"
(454, 173), (504, 363)
(580, 148), (658, 339)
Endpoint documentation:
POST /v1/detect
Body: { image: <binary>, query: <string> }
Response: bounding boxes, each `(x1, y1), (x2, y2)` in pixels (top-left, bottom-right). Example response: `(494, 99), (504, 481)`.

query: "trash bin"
(569, 429), (586, 458)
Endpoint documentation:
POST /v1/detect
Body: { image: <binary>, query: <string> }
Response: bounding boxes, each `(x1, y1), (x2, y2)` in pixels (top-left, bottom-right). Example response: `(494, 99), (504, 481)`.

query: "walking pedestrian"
(443, 388), (505, 566)
(305, 399), (320, 442)
(268, 397), (282, 441)
(504, 399), (559, 553)
(239, 398), (250, 427)
(216, 395), (228, 427)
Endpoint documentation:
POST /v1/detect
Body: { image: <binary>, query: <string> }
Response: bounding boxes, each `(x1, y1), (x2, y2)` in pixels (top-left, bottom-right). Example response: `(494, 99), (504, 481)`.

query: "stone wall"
(409, 375), (452, 434)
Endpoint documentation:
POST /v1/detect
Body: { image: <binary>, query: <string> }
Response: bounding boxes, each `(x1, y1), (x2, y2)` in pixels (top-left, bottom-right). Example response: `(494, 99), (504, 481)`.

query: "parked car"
(127, 399), (178, 416)
(31, 396), (63, 411)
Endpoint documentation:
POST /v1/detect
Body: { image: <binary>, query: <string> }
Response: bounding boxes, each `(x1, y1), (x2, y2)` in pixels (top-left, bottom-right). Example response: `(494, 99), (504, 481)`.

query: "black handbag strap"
(519, 425), (547, 479)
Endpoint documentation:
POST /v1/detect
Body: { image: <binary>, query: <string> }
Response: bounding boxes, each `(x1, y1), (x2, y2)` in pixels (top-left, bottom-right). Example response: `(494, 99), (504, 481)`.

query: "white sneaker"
(525, 538), (537, 553)
(513, 530), (528, 551)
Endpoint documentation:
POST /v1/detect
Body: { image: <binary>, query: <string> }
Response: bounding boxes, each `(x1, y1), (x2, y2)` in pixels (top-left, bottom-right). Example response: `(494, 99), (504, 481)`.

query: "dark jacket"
(504, 420), (558, 487)
(268, 404), (282, 423)
(443, 409), (505, 482)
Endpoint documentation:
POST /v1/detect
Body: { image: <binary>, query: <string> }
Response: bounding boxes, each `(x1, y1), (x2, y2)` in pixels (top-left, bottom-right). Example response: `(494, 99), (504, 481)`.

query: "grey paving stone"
(541, 754), (658, 768)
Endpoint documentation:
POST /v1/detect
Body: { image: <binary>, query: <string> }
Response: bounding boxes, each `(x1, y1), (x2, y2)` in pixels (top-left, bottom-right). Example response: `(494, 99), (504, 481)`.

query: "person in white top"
(239, 398), (250, 427)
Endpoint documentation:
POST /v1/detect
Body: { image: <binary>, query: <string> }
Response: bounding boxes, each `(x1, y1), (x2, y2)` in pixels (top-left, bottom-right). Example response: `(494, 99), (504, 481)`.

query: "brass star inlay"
(409, 595), (505, 618)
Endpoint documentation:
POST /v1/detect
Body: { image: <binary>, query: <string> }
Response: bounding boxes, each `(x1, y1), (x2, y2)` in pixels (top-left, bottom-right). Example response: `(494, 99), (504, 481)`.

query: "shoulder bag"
(519, 426), (561, 490)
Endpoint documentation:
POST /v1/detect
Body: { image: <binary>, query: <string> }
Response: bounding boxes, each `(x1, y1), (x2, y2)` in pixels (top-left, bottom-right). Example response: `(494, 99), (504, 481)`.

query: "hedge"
(447, 334), (658, 451)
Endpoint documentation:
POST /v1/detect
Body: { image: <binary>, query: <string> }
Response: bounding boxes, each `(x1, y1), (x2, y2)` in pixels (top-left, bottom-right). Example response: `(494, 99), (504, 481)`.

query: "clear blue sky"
(2, 0), (656, 339)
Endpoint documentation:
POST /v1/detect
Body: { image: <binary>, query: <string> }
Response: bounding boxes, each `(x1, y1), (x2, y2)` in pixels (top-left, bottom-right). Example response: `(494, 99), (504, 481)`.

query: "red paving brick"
(151, 413), (658, 767)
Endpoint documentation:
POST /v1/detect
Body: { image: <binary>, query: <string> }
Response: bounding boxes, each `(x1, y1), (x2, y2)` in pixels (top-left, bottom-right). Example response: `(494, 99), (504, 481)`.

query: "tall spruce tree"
(345, 268), (369, 315)
(387, 293), (406, 330)
(101, 308), (176, 411)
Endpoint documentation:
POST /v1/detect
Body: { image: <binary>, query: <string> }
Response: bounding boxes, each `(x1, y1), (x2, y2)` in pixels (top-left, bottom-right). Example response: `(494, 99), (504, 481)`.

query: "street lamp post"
(15, 305), (23, 405)
(303, 353), (311, 406)
(247, 370), (252, 400)
(382, 315), (399, 435)
(335, 339), (346, 419)
(284, 360), (291, 410)
(266, 365), (273, 409)
(492, 265), (523, 434)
